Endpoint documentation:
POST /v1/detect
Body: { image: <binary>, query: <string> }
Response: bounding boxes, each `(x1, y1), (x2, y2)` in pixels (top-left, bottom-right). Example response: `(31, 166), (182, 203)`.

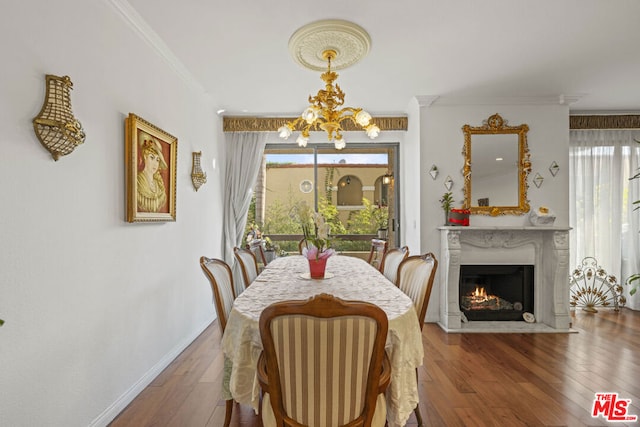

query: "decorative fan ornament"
(569, 257), (625, 312)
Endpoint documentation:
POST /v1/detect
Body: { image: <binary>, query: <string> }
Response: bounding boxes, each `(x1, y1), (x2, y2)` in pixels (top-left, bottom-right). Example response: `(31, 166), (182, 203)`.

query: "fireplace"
(438, 226), (572, 332)
(459, 265), (534, 321)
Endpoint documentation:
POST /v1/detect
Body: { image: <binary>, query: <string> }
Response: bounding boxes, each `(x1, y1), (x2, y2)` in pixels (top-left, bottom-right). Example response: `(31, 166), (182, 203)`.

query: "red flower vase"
(308, 257), (328, 279)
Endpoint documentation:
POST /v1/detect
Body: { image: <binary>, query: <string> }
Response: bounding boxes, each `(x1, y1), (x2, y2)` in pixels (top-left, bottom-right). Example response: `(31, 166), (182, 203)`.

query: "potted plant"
(372, 205), (389, 239)
(440, 191), (454, 225)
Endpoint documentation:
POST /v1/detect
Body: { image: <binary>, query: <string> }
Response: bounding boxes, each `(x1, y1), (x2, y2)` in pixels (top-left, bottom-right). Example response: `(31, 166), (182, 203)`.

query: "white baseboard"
(89, 315), (216, 427)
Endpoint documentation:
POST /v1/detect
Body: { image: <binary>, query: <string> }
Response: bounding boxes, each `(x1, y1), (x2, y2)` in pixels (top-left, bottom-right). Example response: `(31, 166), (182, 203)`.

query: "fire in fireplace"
(459, 265), (534, 321)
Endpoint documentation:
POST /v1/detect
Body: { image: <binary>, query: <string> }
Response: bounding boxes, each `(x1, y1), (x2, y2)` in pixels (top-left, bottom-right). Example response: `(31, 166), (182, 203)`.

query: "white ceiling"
(125, 0), (640, 116)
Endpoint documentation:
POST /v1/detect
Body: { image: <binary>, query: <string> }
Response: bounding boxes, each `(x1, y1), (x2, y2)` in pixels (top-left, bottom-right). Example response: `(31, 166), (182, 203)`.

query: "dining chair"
(257, 293), (391, 427)
(367, 238), (388, 270)
(234, 246), (259, 289)
(395, 252), (438, 427)
(246, 239), (268, 269)
(297, 238), (309, 254)
(199, 256), (237, 427)
(379, 245), (409, 285)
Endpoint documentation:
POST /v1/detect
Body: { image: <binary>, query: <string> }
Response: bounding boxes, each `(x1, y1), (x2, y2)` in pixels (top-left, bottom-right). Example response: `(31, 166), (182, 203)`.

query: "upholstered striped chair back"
(367, 239), (388, 271)
(199, 257), (236, 334)
(379, 246), (409, 285)
(233, 246), (259, 289)
(247, 239), (268, 268)
(258, 294), (391, 427)
(396, 253), (438, 330)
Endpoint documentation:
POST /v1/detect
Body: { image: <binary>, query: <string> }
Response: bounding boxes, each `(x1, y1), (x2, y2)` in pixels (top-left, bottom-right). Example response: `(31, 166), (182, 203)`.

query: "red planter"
(308, 257), (328, 279)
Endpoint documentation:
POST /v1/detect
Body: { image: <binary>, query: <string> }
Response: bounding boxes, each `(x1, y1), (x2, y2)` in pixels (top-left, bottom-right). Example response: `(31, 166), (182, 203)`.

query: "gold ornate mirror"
(462, 113), (531, 216)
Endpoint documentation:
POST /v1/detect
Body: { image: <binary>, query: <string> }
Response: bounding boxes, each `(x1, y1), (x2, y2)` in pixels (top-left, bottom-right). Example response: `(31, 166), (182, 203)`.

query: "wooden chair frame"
(379, 246), (409, 284)
(396, 252), (438, 330)
(395, 252), (438, 427)
(247, 239), (268, 267)
(297, 238), (309, 254)
(234, 246), (259, 289)
(199, 256), (236, 426)
(367, 239), (388, 270)
(257, 293), (391, 427)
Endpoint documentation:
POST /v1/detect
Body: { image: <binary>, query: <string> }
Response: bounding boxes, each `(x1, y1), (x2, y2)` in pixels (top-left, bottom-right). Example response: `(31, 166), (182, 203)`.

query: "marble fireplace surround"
(438, 226), (573, 333)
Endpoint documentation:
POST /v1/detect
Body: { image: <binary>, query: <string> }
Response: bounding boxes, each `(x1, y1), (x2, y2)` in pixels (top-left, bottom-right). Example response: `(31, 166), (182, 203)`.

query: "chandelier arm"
(279, 42), (379, 147)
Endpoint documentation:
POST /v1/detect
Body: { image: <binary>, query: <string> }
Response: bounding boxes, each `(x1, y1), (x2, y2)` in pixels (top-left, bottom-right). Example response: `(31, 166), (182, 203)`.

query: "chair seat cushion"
(262, 392), (387, 427)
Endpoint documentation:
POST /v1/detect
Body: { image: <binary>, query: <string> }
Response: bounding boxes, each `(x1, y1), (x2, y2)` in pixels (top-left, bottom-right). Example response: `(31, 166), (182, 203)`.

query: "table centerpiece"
(301, 209), (335, 279)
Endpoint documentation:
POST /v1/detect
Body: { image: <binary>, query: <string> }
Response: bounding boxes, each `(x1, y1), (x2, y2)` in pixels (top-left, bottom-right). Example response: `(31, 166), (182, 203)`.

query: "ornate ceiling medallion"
(280, 20), (378, 150)
(288, 19), (371, 71)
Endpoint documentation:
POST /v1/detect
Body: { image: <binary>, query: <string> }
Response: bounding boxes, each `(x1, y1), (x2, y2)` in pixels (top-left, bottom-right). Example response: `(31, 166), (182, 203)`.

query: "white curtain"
(570, 129), (640, 310)
(223, 132), (267, 295)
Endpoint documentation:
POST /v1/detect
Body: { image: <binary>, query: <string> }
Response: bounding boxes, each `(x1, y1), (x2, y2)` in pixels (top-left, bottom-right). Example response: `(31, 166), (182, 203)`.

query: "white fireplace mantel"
(438, 226), (572, 332)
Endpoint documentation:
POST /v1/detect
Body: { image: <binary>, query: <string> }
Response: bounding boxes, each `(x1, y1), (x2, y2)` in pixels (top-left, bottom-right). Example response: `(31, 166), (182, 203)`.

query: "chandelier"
(278, 20), (379, 150)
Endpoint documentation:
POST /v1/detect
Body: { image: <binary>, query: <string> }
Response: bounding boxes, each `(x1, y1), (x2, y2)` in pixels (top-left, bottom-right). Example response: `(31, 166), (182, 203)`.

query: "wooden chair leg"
(224, 399), (233, 427)
(414, 368), (424, 427)
(414, 405), (424, 427)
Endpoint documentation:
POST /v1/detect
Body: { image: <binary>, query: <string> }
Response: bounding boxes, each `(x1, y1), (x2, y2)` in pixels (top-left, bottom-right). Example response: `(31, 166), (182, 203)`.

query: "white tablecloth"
(221, 255), (424, 427)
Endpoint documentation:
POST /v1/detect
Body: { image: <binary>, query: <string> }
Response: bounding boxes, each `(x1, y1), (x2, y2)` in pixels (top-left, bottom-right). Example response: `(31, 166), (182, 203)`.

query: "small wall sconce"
(33, 74), (86, 161)
(549, 161), (559, 177)
(191, 151), (207, 191)
(382, 172), (393, 185)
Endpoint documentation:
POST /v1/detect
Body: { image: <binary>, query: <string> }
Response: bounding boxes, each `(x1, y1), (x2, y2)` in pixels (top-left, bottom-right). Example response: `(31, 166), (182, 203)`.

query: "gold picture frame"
(462, 113), (531, 216)
(125, 113), (177, 222)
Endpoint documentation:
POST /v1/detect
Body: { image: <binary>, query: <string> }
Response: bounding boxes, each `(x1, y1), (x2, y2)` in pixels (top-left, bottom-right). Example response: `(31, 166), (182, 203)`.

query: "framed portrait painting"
(125, 113), (177, 222)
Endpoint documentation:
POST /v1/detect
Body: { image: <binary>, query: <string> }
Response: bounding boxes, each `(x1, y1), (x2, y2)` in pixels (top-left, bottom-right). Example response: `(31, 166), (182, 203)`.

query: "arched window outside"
(337, 175), (363, 206)
(374, 176), (389, 206)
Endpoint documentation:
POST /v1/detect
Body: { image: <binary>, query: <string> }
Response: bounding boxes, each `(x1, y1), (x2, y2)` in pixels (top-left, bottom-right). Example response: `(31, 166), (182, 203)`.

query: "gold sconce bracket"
(33, 74), (85, 161)
(191, 151), (207, 191)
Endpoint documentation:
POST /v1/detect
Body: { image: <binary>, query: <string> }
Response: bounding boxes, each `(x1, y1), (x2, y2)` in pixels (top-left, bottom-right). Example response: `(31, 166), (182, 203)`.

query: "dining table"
(221, 254), (424, 427)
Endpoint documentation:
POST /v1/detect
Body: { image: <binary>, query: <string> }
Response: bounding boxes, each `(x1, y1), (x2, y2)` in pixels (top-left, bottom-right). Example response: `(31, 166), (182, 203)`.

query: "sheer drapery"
(570, 129), (640, 310)
(223, 132), (267, 295)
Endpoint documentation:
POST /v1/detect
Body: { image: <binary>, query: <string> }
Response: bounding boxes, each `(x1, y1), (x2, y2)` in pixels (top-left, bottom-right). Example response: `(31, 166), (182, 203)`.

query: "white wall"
(400, 97), (423, 252)
(0, 1), (225, 425)
(414, 99), (570, 321)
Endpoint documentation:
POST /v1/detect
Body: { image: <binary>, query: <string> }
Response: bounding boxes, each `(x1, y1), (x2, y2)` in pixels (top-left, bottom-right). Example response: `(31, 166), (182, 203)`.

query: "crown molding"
(558, 94), (583, 105)
(415, 96), (439, 108)
(105, 0), (210, 99)
(223, 116), (408, 132)
(431, 95), (582, 106)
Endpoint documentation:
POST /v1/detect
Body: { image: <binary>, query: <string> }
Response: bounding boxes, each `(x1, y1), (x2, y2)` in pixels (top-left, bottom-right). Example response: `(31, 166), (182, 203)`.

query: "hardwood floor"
(109, 309), (640, 427)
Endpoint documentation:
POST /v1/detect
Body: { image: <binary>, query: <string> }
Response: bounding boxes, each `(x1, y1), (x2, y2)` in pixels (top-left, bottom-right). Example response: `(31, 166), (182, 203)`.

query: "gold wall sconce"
(33, 74), (85, 161)
(191, 151), (207, 191)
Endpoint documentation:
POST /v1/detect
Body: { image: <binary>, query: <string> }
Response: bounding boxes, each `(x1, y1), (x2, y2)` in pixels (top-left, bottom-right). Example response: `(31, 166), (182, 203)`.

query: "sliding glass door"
(247, 143), (399, 258)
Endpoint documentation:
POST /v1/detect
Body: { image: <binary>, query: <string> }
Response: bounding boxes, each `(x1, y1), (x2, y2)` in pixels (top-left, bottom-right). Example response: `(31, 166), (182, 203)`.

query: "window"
(251, 143), (399, 254)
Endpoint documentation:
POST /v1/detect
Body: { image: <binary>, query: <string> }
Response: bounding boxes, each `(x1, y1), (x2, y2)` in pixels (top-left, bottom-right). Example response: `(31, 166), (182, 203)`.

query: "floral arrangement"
(301, 209), (335, 261)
